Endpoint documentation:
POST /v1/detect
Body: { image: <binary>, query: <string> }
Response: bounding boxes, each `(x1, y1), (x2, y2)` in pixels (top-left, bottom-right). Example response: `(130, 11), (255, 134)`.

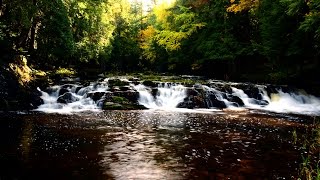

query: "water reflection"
(0, 111), (309, 179)
(96, 110), (303, 179)
(99, 110), (189, 179)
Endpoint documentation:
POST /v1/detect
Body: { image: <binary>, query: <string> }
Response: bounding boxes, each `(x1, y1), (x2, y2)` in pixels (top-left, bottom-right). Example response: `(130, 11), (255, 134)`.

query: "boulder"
(28, 90), (44, 108)
(177, 97), (195, 109)
(103, 102), (123, 110)
(227, 95), (245, 106)
(111, 86), (121, 92)
(249, 99), (269, 106)
(142, 80), (157, 87)
(57, 92), (79, 104)
(113, 91), (139, 103)
(86, 91), (112, 102)
(151, 88), (158, 98)
(120, 86), (132, 91)
(58, 88), (69, 96)
(207, 94), (227, 109)
(74, 86), (83, 94)
(102, 101), (147, 110)
(61, 84), (75, 89)
(177, 95), (206, 109)
(186, 88), (199, 96)
(108, 79), (129, 87)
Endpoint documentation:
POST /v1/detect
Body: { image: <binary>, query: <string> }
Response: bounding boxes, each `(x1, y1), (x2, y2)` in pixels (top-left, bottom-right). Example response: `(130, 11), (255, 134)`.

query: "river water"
(0, 109), (312, 179)
(1, 77), (319, 179)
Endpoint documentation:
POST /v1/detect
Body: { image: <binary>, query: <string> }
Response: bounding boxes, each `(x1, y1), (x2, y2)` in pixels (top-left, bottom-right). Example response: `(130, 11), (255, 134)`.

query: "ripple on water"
(0, 110), (310, 179)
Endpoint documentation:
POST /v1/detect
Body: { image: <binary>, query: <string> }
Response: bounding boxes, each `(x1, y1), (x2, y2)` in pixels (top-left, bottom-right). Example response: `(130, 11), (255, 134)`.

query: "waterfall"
(231, 87), (320, 115)
(263, 90), (320, 114)
(134, 83), (187, 109)
(34, 76), (320, 115)
(35, 81), (108, 113)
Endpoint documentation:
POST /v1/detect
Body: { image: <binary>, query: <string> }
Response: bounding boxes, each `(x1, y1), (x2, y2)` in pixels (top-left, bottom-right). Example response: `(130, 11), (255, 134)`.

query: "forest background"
(0, 0), (319, 87)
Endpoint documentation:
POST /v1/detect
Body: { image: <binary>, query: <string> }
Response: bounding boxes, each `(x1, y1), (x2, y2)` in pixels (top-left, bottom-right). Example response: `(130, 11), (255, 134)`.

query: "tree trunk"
(0, 0), (3, 16)
(28, 18), (37, 52)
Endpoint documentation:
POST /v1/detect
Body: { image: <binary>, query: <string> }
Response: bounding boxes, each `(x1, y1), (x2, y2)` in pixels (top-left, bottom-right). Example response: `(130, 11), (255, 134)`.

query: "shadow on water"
(0, 110), (311, 179)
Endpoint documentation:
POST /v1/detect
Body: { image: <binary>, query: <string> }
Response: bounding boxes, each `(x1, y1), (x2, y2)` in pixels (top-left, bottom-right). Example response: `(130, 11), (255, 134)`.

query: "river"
(0, 76), (319, 179)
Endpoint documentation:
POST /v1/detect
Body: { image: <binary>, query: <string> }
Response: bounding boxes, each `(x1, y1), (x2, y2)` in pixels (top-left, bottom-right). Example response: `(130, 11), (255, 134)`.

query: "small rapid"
(35, 77), (320, 115)
(36, 81), (109, 113)
(134, 83), (187, 109)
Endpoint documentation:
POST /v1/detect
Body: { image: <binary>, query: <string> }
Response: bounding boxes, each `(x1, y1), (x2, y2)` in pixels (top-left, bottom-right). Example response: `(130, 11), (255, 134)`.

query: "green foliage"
(112, 96), (129, 104)
(0, 0), (319, 83)
(54, 68), (75, 76)
(36, 0), (75, 66)
(296, 119), (320, 180)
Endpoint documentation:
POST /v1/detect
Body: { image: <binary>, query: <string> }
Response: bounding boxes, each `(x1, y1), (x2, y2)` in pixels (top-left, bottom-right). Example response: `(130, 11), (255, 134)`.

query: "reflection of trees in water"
(99, 110), (303, 179)
(99, 110), (189, 179)
(0, 111), (306, 179)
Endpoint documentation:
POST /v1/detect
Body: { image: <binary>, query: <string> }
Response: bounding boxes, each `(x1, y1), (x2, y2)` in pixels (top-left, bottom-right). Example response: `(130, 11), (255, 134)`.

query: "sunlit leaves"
(227, 0), (260, 12)
(154, 5), (204, 51)
(299, 0), (320, 40)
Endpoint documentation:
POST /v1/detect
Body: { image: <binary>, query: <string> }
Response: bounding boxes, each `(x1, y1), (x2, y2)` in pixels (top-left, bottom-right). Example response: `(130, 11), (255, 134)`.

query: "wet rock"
(194, 96), (207, 108)
(111, 86), (121, 92)
(113, 91), (139, 103)
(103, 95), (147, 110)
(108, 79), (129, 87)
(103, 102), (123, 110)
(151, 88), (158, 98)
(57, 92), (79, 104)
(177, 97), (195, 109)
(58, 88), (69, 96)
(61, 84), (75, 89)
(86, 91), (112, 102)
(77, 87), (91, 96)
(228, 95), (245, 106)
(249, 99), (269, 106)
(28, 90), (44, 108)
(129, 77), (140, 82)
(142, 80), (157, 87)
(186, 88), (199, 96)
(207, 94), (227, 109)
(120, 86), (132, 91)
(233, 84), (262, 100)
(178, 95), (207, 109)
(74, 86), (83, 94)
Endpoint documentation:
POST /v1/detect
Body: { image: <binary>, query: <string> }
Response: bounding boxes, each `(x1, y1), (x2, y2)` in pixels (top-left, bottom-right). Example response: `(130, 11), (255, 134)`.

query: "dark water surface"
(0, 110), (310, 179)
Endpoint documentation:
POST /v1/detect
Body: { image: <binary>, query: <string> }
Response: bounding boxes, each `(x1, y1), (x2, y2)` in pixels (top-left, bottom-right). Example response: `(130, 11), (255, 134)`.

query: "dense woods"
(0, 0), (319, 84)
(0, 1), (319, 178)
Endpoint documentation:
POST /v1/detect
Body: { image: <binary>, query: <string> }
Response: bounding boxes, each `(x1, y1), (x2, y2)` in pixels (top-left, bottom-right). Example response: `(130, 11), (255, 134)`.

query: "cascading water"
(134, 83), (187, 109)
(34, 76), (320, 115)
(263, 90), (320, 114)
(36, 81), (109, 113)
(231, 86), (320, 115)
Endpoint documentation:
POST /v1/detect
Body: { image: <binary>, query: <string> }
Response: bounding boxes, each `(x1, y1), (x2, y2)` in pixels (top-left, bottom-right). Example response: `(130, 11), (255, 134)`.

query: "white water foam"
(134, 83), (187, 110)
(35, 83), (105, 113)
(231, 87), (320, 115)
(34, 77), (320, 115)
(263, 90), (320, 115)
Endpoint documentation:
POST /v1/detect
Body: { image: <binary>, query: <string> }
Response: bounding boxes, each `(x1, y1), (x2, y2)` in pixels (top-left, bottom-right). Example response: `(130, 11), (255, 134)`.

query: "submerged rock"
(102, 98), (147, 110)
